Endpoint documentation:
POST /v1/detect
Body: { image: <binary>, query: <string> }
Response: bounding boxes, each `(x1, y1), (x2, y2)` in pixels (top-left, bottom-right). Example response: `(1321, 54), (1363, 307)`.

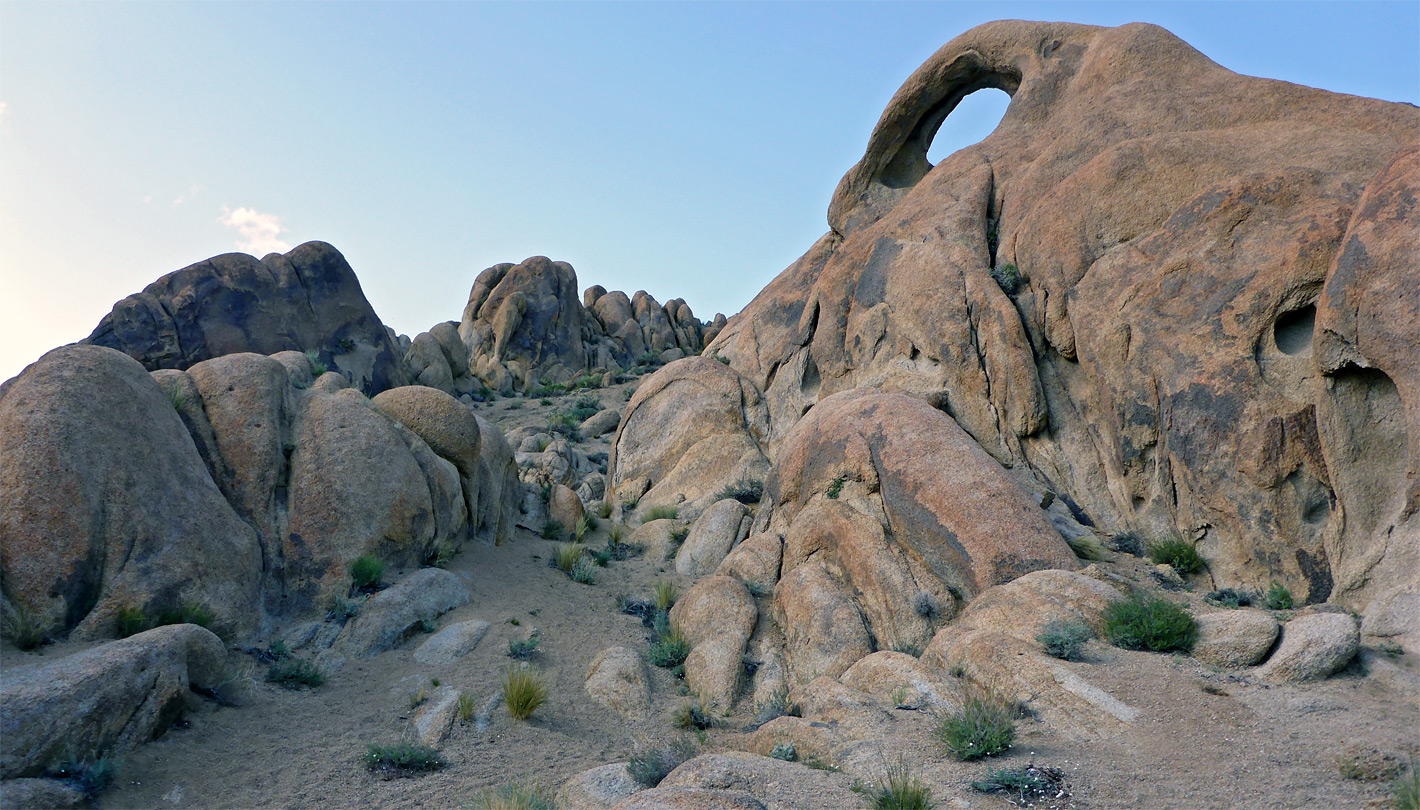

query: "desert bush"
(554, 543), (584, 573)
(864, 757), (934, 810)
(653, 581), (679, 612)
(3, 605), (49, 650)
(267, 658), (324, 688)
(48, 755), (119, 798)
(1394, 755), (1419, 810)
(466, 781), (556, 810)
(716, 478), (764, 504)
(642, 504), (679, 523)
(1065, 534), (1107, 561)
(768, 741), (797, 761)
(626, 736), (697, 787)
(608, 522), (627, 544)
(1264, 581), (1294, 610)
(672, 698), (718, 730)
(911, 591), (939, 620)
(408, 685), (428, 710)
(327, 595), (361, 624)
(971, 764), (1068, 805)
(826, 475), (846, 499)
(540, 520), (564, 540)
(349, 555), (384, 593)
(457, 692), (477, 724)
(596, 500), (614, 519)
(364, 742), (445, 778)
(546, 412), (582, 442)
(754, 687), (793, 725)
(1147, 537), (1206, 575)
(422, 538), (457, 569)
(649, 623), (690, 669)
(156, 601), (214, 630)
(567, 396), (601, 422)
(1036, 619), (1093, 661)
(1205, 588), (1255, 609)
(891, 642), (925, 657)
(990, 263), (1025, 295)
(1107, 530), (1145, 556)
(577, 514), (598, 535)
(115, 606), (150, 638)
(570, 557), (598, 585)
(1103, 594), (1198, 653)
(507, 634), (540, 660)
(502, 666), (547, 721)
(936, 693), (1016, 761)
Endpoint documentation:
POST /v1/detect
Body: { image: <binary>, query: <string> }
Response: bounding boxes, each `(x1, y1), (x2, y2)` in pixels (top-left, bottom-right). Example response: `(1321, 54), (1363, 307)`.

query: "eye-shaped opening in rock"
(1274, 304), (1316, 356)
(926, 88), (1012, 167)
(877, 63), (1019, 191)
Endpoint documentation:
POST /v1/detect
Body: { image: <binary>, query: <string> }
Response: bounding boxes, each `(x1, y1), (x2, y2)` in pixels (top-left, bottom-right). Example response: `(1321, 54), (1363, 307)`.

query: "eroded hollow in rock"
(926, 87), (1011, 166)
(1273, 304), (1316, 356)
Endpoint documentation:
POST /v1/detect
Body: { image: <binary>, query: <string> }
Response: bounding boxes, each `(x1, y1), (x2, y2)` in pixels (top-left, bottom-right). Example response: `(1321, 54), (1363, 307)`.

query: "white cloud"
(218, 206), (292, 255)
(0, 101), (8, 121)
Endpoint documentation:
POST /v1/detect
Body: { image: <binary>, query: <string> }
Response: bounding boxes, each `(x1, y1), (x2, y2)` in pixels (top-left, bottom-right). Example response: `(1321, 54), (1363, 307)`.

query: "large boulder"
(1256, 612), (1360, 683)
(703, 20), (1420, 611)
(660, 752), (859, 810)
(459, 256), (588, 391)
(609, 357), (771, 517)
(0, 625), (227, 779)
(331, 568), (471, 657)
(671, 577), (758, 708)
(83, 241), (406, 395)
(584, 646), (652, 722)
(1192, 610), (1280, 668)
(0, 345), (262, 639)
(675, 499), (752, 577)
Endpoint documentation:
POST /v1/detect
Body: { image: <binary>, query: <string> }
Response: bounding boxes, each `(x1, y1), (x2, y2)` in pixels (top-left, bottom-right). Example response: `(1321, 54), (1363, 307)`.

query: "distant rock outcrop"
(661, 20), (1418, 624)
(0, 345), (517, 641)
(405, 256), (716, 396)
(83, 241), (408, 395)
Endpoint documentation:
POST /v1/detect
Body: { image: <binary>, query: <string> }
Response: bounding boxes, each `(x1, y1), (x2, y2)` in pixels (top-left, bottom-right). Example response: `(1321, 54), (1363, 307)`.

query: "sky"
(1, 2), (1416, 383)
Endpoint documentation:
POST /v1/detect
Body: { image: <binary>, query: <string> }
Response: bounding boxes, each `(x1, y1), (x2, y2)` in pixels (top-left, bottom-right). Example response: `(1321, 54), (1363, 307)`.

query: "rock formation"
(83, 241), (408, 395)
(679, 20), (1418, 625)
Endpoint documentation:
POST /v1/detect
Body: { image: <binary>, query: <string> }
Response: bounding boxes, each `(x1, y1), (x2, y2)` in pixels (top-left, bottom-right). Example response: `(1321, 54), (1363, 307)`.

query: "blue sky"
(1, 2), (1416, 382)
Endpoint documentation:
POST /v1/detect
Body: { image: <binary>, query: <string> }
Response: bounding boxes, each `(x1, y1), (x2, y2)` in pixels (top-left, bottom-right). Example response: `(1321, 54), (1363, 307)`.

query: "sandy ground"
(6, 385), (1419, 809)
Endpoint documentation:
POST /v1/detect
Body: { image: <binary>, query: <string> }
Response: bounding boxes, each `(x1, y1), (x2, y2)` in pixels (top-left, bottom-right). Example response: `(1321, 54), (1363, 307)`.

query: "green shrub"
(115, 605), (150, 638)
(466, 781), (556, 810)
(1065, 534), (1107, 561)
(156, 601), (214, 630)
(1036, 619), (1093, 661)
(1264, 581), (1294, 610)
(672, 699), (718, 730)
(864, 757), (934, 810)
(1147, 537), (1206, 575)
(3, 605), (49, 650)
(502, 666), (548, 721)
(1394, 755), (1419, 810)
(649, 625), (691, 669)
(1107, 530), (1145, 556)
(826, 475), (846, 499)
(608, 522), (627, 544)
(546, 412), (582, 442)
(349, 555), (384, 593)
(1205, 588), (1255, 609)
(507, 635), (540, 660)
(990, 263), (1025, 295)
(1103, 594), (1198, 653)
(935, 694), (1016, 761)
(305, 351), (327, 376)
(266, 658), (324, 688)
(642, 504), (679, 523)
(165, 383), (188, 411)
(971, 764), (1068, 805)
(570, 557), (597, 585)
(48, 755), (119, 798)
(577, 513), (598, 535)
(541, 520), (564, 540)
(716, 478), (764, 505)
(456, 692), (477, 724)
(626, 737), (697, 787)
(754, 687), (793, 725)
(364, 742), (446, 778)
(653, 581), (678, 612)
(768, 741), (797, 761)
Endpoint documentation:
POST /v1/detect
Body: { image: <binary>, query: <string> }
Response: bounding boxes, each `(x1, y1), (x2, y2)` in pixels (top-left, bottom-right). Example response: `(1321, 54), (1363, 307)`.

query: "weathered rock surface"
(331, 569), (471, 657)
(413, 619), (490, 667)
(584, 646), (651, 722)
(411, 685), (462, 746)
(714, 532), (783, 590)
(0, 778), (87, 809)
(549, 484), (586, 531)
(675, 499), (752, 577)
(0, 625), (226, 779)
(671, 577), (757, 708)
(580, 408), (622, 438)
(839, 651), (963, 710)
(1192, 610), (1280, 668)
(83, 241), (407, 395)
(611, 787), (766, 810)
(660, 752), (859, 810)
(1257, 612), (1360, 683)
(610, 357), (771, 519)
(698, 19), (1419, 614)
(556, 763), (643, 810)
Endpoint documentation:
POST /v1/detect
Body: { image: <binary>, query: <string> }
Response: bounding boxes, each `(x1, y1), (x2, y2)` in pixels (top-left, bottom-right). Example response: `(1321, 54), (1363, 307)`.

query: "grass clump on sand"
(3, 605), (49, 650)
(672, 698), (718, 730)
(364, 742), (445, 778)
(626, 737), (698, 788)
(642, 504), (679, 523)
(349, 554), (384, 593)
(862, 757), (934, 810)
(1263, 581), (1294, 610)
(553, 542), (584, 574)
(1103, 594), (1198, 653)
(716, 477), (764, 505)
(1035, 619), (1093, 661)
(971, 764), (1069, 805)
(266, 657), (325, 688)
(648, 613), (690, 669)
(1146, 537), (1206, 575)
(466, 781), (556, 810)
(935, 692), (1016, 761)
(501, 666), (548, 721)
(653, 581), (678, 612)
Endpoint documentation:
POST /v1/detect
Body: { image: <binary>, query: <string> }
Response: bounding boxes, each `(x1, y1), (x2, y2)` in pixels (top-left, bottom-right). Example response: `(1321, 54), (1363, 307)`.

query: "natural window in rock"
(926, 88), (1012, 166)
(1273, 304), (1316, 356)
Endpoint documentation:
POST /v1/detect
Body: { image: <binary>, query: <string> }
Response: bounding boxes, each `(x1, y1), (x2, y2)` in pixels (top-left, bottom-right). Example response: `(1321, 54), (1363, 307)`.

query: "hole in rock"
(1273, 305), (1315, 356)
(926, 88), (1012, 166)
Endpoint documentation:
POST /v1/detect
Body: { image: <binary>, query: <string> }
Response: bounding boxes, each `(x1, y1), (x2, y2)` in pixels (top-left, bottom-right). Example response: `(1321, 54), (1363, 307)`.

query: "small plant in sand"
(936, 690), (1016, 761)
(1263, 581), (1294, 610)
(456, 692), (477, 723)
(422, 538), (457, 569)
(349, 554), (384, 593)
(607, 522), (627, 544)
(754, 687), (794, 725)
(3, 604), (49, 651)
(1394, 755), (1420, 810)
(1103, 593), (1198, 653)
(971, 763), (1069, 805)
(626, 736), (698, 788)
(1205, 588), (1255, 609)
(1036, 619), (1093, 661)
(554, 542), (584, 574)
(649, 618), (691, 670)
(1065, 534), (1107, 561)
(501, 666), (548, 721)
(576, 513), (597, 536)
(570, 557), (597, 585)
(672, 698), (718, 730)
(642, 504), (679, 523)
(467, 781), (556, 810)
(266, 657), (325, 689)
(507, 633), (540, 660)
(596, 500), (614, 519)
(863, 757), (934, 810)
(1146, 536), (1206, 575)
(364, 742), (446, 778)
(653, 581), (678, 612)
(540, 519), (564, 540)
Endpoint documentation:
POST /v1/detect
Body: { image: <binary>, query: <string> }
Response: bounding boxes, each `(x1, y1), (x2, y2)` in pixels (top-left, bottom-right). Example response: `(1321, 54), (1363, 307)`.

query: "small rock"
(1192, 610), (1279, 668)
(414, 619), (491, 667)
(549, 484), (586, 530)
(556, 763), (643, 810)
(1257, 612), (1360, 683)
(580, 408), (622, 438)
(332, 568), (471, 657)
(585, 647), (651, 722)
(412, 686), (462, 746)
